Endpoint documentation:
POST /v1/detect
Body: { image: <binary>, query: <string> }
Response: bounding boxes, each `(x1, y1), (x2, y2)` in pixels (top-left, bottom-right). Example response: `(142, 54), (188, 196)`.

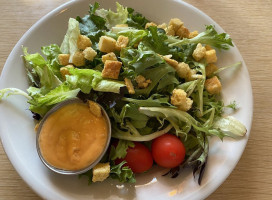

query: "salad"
(0, 2), (246, 185)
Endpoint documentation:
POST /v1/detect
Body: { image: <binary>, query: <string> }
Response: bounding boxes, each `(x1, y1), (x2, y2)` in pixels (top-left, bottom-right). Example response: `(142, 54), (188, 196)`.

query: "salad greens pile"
(0, 2), (246, 185)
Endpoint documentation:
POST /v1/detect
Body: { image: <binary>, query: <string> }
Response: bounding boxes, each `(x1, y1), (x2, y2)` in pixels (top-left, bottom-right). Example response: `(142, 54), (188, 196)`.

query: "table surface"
(0, 0), (271, 199)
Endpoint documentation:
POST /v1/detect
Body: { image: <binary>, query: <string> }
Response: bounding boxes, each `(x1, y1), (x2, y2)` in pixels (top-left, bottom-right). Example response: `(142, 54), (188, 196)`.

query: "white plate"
(0, 0), (253, 199)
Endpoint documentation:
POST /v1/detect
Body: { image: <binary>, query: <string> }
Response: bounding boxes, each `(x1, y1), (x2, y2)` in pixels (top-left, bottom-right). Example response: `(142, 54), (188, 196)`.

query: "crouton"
(102, 52), (117, 63)
(176, 25), (190, 38)
(192, 43), (206, 61)
(77, 35), (92, 50)
(83, 47), (97, 61)
(115, 35), (129, 51)
(169, 18), (184, 32)
(72, 51), (85, 67)
(92, 162), (110, 182)
(124, 78), (135, 94)
(175, 62), (191, 79)
(98, 36), (117, 53)
(205, 63), (218, 77)
(188, 69), (203, 81)
(58, 54), (70, 66)
(101, 60), (122, 79)
(189, 31), (198, 39)
(135, 75), (152, 89)
(88, 100), (102, 118)
(157, 23), (167, 30)
(145, 22), (157, 29)
(60, 65), (74, 79)
(205, 76), (222, 94)
(205, 49), (217, 63)
(205, 45), (213, 51)
(166, 25), (175, 36)
(171, 89), (193, 111)
(163, 55), (178, 68)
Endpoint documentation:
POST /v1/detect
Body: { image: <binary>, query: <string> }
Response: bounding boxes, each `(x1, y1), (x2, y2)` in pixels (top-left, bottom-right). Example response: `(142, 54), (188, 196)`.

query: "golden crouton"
(192, 43), (206, 61)
(205, 76), (222, 94)
(157, 23), (167, 29)
(171, 89), (193, 111)
(77, 35), (92, 50)
(189, 31), (198, 39)
(169, 18), (184, 32)
(72, 51), (85, 67)
(176, 25), (190, 38)
(58, 54), (70, 66)
(60, 64), (74, 79)
(179, 98), (193, 112)
(115, 35), (129, 51)
(83, 47), (97, 61)
(175, 62), (191, 79)
(205, 63), (219, 77)
(124, 78), (135, 94)
(145, 22), (157, 29)
(163, 55), (178, 68)
(205, 45), (213, 51)
(88, 100), (102, 118)
(135, 75), (152, 89)
(205, 49), (217, 63)
(166, 25), (175, 36)
(92, 162), (110, 182)
(101, 60), (122, 79)
(98, 36), (117, 53)
(102, 52), (117, 63)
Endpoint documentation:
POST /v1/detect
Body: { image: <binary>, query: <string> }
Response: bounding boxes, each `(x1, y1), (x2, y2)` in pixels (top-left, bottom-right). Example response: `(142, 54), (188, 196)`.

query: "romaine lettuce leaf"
(41, 44), (62, 78)
(27, 83), (80, 116)
(96, 2), (128, 29)
(0, 88), (31, 100)
(60, 18), (80, 63)
(111, 27), (147, 46)
(23, 48), (62, 94)
(66, 68), (125, 94)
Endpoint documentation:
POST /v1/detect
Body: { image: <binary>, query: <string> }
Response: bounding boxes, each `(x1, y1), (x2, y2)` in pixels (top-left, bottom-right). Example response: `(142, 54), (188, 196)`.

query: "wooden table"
(0, 0), (271, 199)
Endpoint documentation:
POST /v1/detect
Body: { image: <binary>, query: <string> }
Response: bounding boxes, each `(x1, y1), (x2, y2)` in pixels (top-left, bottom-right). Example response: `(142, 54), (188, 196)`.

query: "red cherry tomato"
(152, 134), (186, 168)
(119, 142), (153, 173)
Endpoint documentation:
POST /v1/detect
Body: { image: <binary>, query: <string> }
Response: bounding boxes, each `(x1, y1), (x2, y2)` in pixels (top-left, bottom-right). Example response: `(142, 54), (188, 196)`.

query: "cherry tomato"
(118, 142), (153, 173)
(151, 134), (185, 168)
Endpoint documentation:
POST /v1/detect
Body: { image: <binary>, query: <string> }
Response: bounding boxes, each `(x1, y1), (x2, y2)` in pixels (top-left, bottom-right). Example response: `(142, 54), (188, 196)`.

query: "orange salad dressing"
(39, 102), (108, 171)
